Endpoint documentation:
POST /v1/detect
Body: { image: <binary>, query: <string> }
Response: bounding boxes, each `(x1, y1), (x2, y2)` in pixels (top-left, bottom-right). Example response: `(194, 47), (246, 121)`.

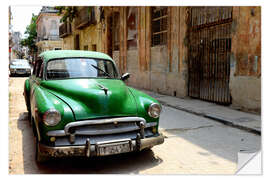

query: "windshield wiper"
(91, 64), (112, 78)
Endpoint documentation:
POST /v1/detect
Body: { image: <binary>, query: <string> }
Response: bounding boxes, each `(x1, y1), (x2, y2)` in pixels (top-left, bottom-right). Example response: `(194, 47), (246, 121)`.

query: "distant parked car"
(9, 59), (31, 77)
(23, 50), (164, 163)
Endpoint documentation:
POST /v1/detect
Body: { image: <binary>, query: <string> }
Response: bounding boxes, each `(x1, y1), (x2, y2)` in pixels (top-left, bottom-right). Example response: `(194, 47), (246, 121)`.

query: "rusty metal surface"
(188, 7), (232, 104)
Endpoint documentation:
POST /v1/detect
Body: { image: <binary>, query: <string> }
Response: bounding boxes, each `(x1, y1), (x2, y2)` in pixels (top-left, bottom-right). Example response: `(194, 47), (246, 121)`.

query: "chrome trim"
(38, 134), (164, 157)
(148, 103), (161, 118)
(75, 126), (140, 135)
(145, 122), (157, 128)
(86, 138), (91, 157)
(43, 108), (61, 126)
(139, 121), (145, 138)
(95, 138), (131, 145)
(46, 121), (157, 137)
(47, 130), (65, 137)
(70, 134), (75, 144)
(64, 117), (146, 135)
(139, 134), (164, 150)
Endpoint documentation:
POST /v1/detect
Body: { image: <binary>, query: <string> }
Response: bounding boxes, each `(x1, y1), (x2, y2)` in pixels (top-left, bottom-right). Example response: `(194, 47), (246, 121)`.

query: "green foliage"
(55, 6), (77, 23)
(20, 14), (38, 53)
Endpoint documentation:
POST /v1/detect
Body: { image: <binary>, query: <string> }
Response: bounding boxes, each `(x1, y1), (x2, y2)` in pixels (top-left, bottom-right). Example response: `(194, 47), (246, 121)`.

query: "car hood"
(41, 79), (138, 120)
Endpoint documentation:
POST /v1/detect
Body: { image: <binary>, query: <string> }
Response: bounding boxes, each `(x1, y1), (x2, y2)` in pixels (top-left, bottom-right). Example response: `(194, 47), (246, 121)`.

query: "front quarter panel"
(127, 87), (161, 127)
(32, 84), (75, 142)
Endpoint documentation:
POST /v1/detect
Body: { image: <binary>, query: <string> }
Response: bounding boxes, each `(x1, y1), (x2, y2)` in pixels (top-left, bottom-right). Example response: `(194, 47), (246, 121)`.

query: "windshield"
(10, 60), (30, 68)
(46, 58), (118, 80)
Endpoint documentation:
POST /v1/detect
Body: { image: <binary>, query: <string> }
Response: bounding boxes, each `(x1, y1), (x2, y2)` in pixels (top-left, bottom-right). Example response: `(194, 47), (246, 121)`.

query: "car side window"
(35, 61), (42, 77)
(38, 63), (44, 79)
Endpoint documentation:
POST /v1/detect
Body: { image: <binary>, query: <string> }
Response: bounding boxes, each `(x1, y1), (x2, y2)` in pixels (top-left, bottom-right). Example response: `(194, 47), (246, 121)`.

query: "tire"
(28, 108), (32, 127)
(35, 137), (49, 163)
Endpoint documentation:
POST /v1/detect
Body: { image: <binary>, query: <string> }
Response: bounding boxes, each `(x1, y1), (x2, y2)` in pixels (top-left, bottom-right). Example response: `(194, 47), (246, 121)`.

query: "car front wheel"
(35, 138), (49, 163)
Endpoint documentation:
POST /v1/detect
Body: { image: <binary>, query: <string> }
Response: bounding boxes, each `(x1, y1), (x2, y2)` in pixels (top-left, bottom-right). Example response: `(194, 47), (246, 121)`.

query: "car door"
(30, 59), (43, 118)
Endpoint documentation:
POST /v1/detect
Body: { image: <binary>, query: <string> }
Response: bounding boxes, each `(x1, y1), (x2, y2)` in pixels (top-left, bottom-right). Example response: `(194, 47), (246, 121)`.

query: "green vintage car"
(24, 50), (164, 162)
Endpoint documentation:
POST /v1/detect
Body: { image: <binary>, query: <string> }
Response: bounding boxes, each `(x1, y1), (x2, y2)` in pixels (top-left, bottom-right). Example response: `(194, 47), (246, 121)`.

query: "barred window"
(151, 7), (168, 46)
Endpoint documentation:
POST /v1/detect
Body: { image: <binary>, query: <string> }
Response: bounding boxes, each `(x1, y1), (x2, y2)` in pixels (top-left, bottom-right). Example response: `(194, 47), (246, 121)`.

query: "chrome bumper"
(39, 134), (164, 158)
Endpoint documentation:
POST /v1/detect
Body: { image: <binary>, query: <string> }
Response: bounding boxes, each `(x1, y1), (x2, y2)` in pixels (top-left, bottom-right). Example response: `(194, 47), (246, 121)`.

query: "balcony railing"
(59, 23), (72, 38)
(37, 35), (60, 42)
(75, 7), (96, 29)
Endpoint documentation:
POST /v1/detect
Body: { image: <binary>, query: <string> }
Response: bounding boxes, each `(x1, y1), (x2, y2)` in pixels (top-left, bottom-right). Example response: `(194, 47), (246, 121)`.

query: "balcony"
(59, 23), (72, 38)
(75, 7), (96, 29)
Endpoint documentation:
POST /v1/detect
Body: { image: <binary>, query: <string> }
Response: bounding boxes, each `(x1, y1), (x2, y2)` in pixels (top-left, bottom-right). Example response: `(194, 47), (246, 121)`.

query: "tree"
(55, 6), (77, 23)
(20, 14), (38, 58)
(55, 6), (94, 23)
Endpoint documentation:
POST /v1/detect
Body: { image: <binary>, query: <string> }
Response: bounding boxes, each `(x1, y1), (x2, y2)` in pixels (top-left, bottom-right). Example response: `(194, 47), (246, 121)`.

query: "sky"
(10, 5), (42, 38)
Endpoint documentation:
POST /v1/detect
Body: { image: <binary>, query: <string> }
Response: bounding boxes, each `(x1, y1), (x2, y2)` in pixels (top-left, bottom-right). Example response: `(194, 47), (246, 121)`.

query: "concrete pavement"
(139, 89), (261, 135)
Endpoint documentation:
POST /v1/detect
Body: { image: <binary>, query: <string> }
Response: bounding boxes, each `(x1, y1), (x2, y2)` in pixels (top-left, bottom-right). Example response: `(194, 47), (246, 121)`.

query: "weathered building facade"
(59, 6), (103, 52)
(36, 7), (63, 53)
(60, 6), (261, 112)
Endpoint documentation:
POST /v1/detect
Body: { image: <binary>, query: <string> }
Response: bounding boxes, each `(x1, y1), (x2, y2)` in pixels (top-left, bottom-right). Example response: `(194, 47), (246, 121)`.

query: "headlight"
(148, 103), (162, 118)
(43, 109), (61, 126)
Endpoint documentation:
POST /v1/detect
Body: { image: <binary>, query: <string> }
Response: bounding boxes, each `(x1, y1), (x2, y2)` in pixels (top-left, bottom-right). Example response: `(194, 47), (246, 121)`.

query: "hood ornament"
(97, 84), (108, 95)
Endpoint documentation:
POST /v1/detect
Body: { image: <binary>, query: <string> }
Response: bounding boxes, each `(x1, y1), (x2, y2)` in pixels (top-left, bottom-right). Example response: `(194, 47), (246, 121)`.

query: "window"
(54, 47), (61, 50)
(75, 34), (80, 50)
(34, 60), (42, 77)
(46, 58), (118, 80)
(84, 45), (88, 50)
(127, 7), (138, 50)
(32, 62), (37, 75)
(38, 63), (44, 78)
(92, 44), (97, 51)
(151, 7), (168, 46)
(112, 12), (120, 51)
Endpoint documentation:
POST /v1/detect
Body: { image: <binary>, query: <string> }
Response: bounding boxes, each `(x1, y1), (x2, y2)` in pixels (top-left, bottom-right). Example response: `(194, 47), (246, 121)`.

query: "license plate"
(17, 70), (25, 74)
(97, 140), (131, 156)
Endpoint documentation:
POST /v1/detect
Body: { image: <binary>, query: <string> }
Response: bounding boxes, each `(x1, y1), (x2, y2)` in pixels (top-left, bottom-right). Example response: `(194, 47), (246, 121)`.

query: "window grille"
(151, 7), (168, 46)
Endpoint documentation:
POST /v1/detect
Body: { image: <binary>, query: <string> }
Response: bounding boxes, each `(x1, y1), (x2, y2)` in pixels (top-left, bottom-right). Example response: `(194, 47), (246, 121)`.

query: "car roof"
(39, 50), (113, 62)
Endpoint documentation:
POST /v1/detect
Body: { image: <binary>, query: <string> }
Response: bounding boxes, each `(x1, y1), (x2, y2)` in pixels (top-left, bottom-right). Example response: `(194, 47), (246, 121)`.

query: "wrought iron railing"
(59, 23), (72, 38)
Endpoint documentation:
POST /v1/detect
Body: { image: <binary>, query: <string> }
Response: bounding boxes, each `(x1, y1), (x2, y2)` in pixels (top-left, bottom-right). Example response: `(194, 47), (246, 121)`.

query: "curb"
(158, 100), (261, 136)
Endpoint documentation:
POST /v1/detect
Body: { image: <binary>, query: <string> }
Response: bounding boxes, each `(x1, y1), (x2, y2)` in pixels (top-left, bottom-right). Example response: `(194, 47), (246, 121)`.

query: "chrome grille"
(71, 122), (140, 136)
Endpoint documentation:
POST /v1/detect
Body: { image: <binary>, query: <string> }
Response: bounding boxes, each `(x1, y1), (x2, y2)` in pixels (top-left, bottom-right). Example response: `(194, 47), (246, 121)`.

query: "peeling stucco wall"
(230, 6), (261, 112)
(60, 6), (261, 112)
(61, 7), (103, 52)
(124, 7), (189, 98)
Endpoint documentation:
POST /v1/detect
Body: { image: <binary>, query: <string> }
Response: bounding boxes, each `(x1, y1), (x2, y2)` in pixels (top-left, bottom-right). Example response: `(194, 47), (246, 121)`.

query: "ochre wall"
(61, 7), (103, 52)
(60, 6), (261, 112)
(230, 6), (261, 112)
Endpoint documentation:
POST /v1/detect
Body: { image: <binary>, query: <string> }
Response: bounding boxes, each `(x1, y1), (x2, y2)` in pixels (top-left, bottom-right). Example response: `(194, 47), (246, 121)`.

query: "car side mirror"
(121, 73), (130, 81)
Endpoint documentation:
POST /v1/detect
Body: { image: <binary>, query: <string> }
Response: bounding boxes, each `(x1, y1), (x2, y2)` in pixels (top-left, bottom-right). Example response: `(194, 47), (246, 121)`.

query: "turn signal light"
(50, 137), (56, 142)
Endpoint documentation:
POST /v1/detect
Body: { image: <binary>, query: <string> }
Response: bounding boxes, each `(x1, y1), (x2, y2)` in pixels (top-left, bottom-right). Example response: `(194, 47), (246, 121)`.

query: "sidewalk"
(138, 89), (261, 135)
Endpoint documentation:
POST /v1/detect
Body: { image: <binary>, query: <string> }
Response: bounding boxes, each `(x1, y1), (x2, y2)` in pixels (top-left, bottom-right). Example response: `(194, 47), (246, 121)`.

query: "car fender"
(127, 87), (161, 125)
(32, 86), (75, 142)
(23, 79), (30, 111)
